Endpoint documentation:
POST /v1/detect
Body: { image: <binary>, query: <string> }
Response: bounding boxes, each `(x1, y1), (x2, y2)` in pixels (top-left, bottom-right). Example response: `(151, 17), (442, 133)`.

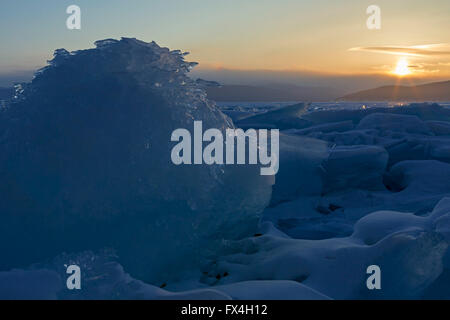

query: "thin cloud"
(349, 44), (450, 57)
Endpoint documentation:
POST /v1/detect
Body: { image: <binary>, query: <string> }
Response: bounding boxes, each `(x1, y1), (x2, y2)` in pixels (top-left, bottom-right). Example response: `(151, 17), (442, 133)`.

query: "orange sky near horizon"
(0, 0), (449, 84)
(184, 1), (450, 80)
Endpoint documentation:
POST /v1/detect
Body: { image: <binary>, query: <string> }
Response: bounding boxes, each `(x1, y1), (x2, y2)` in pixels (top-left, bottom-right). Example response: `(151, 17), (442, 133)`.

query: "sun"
(394, 58), (411, 76)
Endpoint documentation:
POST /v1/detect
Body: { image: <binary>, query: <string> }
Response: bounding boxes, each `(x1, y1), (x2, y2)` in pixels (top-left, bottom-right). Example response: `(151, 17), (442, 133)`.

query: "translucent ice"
(0, 38), (273, 283)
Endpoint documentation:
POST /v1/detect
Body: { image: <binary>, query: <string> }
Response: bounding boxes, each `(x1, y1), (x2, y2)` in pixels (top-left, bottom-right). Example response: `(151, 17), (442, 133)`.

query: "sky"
(0, 0), (449, 89)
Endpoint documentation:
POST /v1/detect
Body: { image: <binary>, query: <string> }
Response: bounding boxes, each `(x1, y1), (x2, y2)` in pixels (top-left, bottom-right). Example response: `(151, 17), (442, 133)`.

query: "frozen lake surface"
(1, 39), (449, 300)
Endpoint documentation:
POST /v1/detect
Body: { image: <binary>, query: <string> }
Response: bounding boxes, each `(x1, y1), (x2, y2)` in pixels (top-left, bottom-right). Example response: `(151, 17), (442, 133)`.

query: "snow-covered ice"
(0, 38), (449, 299)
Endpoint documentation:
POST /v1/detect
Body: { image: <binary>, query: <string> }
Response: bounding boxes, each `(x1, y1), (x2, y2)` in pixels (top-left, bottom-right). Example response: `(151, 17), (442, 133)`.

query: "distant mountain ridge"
(206, 84), (340, 102)
(3, 80), (448, 103)
(339, 80), (450, 101)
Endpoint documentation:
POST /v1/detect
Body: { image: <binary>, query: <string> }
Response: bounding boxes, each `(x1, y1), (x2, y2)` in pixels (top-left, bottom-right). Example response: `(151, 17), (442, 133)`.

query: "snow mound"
(209, 198), (450, 299)
(270, 134), (328, 205)
(0, 250), (330, 300)
(322, 145), (388, 193)
(215, 280), (330, 300)
(356, 113), (433, 135)
(426, 121), (450, 136)
(384, 160), (450, 195)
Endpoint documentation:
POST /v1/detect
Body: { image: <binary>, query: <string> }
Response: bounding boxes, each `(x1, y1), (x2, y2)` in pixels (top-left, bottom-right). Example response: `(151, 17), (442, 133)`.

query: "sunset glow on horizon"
(0, 0), (449, 87)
